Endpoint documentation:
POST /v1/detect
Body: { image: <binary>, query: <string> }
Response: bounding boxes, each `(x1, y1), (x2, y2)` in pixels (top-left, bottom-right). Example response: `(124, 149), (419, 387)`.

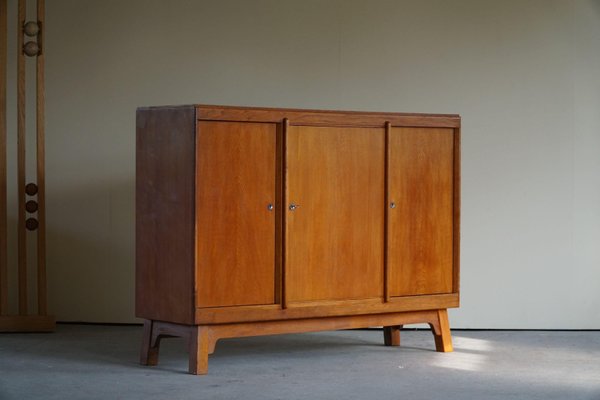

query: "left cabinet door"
(196, 121), (277, 308)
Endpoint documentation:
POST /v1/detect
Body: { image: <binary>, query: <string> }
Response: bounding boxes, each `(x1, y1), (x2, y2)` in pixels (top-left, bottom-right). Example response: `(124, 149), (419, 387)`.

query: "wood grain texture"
(430, 309), (453, 352)
(388, 127), (454, 296)
(383, 121), (391, 303)
(196, 121), (276, 308)
(280, 118), (289, 309)
(136, 106), (196, 324)
(17, 0), (26, 315)
(142, 309), (451, 375)
(453, 128), (461, 295)
(136, 105), (460, 375)
(196, 104), (460, 128)
(189, 326), (210, 375)
(286, 125), (385, 302)
(135, 105), (460, 361)
(196, 293), (458, 324)
(36, 0), (47, 315)
(206, 310), (439, 343)
(0, 0), (7, 315)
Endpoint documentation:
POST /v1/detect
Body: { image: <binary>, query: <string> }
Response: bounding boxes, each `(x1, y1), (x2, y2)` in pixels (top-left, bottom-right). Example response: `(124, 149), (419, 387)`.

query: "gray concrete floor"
(0, 325), (599, 400)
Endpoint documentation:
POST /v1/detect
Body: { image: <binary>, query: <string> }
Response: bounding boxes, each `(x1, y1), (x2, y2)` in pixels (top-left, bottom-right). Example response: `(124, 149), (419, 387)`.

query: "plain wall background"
(4, 0), (600, 328)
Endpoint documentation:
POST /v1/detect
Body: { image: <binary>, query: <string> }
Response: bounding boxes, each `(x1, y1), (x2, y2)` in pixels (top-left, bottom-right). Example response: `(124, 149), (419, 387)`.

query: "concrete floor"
(1, 325), (599, 400)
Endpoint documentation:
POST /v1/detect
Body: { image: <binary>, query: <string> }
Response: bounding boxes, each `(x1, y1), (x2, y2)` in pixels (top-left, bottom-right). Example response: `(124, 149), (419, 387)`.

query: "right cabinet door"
(388, 127), (454, 296)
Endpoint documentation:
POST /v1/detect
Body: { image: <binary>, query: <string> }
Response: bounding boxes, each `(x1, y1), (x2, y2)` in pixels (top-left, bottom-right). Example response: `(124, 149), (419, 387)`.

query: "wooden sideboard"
(136, 104), (461, 375)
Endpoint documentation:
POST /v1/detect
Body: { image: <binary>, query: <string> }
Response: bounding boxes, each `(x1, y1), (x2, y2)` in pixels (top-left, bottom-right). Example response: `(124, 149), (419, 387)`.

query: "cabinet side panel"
(389, 127), (454, 296)
(136, 106), (196, 324)
(453, 127), (461, 296)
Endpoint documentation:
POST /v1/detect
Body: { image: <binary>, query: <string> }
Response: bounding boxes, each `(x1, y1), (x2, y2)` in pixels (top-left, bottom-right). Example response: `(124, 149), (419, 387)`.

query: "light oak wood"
(388, 127), (454, 296)
(280, 118), (289, 309)
(17, 0), (26, 316)
(0, 0), (7, 315)
(196, 121), (276, 308)
(189, 327), (210, 375)
(430, 309), (453, 352)
(36, 0), (47, 316)
(286, 125), (384, 302)
(196, 104), (460, 128)
(0, 0), (52, 331)
(136, 105), (460, 374)
(141, 310), (449, 375)
(453, 128), (461, 294)
(383, 121), (391, 303)
(196, 293), (458, 324)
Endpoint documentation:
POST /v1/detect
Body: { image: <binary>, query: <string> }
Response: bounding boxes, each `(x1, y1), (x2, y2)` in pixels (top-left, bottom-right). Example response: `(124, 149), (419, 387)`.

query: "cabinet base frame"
(140, 308), (453, 375)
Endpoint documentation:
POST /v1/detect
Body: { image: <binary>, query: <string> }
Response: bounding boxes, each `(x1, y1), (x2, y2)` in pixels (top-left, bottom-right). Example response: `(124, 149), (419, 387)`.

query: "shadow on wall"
(45, 177), (136, 323)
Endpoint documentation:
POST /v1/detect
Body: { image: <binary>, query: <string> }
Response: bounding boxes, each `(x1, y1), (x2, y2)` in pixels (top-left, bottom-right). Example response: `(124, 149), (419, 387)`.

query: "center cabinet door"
(286, 126), (385, 303)
(196, 121), (276, 308)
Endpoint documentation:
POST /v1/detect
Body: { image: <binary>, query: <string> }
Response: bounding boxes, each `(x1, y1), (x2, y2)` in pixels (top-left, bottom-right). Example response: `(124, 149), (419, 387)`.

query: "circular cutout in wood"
(26, 218), (39, 231)
(25, 200), (39, 213)
(25, 183), (38, 196)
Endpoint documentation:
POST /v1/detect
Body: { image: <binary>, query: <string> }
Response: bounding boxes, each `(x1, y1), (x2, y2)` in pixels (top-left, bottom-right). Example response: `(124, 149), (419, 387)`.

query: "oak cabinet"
(136, 105), (460, 375)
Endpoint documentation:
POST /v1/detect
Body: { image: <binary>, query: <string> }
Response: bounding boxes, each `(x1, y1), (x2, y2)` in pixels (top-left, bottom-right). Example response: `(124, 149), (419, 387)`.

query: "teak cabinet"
(136, 104), (461, 375)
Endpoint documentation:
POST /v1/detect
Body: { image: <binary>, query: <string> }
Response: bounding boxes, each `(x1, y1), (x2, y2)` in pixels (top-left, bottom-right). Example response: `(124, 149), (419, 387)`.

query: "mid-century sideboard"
(136, 104), (460, 375)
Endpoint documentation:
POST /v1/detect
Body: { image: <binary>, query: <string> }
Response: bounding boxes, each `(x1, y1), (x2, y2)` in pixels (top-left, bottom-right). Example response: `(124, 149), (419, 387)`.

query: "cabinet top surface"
(137, 104), (459, 118)
(137, 104), (460, 128)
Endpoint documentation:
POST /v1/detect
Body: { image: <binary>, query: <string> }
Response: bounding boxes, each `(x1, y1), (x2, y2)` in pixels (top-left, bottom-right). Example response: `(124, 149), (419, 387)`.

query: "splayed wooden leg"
(429, 309), (453, 352)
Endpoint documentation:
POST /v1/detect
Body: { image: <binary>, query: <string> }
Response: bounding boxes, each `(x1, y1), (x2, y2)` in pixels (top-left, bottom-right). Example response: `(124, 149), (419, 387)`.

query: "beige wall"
(5, 0), (600, 327)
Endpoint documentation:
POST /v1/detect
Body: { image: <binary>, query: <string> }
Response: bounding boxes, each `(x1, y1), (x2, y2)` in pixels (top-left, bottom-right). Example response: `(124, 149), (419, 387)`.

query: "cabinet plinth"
(136, 104), (461, 375)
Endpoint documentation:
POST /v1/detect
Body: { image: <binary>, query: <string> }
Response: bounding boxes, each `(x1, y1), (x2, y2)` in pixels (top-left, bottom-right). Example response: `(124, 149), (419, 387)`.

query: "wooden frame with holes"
(0, 0), (54, 333)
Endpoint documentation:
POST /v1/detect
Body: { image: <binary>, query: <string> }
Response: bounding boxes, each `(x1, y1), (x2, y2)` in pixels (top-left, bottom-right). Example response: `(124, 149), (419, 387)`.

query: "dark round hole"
(25, 200), (38, 213)
(25, 183), (38, 196)
(26, 218), (39, 231)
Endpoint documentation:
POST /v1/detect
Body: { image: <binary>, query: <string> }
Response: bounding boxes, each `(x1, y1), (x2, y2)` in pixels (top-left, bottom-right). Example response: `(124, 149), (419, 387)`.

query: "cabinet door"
(196, 121), (276, 308)
(388, 127), (454, 296)
(286, 126), (384, 303)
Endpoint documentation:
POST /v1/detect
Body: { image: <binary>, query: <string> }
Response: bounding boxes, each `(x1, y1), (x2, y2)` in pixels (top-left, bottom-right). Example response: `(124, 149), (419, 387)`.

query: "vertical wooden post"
(189, 326), (209, 375)
(36, 0), (47, 316)
(274, 119), (283, 305)
(281, 118), (289, 310)
(0, 0), (7, 315)
(383, 121), (391, 303)
(0, 0), (54, 332)
(17, 0), (27, 316)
